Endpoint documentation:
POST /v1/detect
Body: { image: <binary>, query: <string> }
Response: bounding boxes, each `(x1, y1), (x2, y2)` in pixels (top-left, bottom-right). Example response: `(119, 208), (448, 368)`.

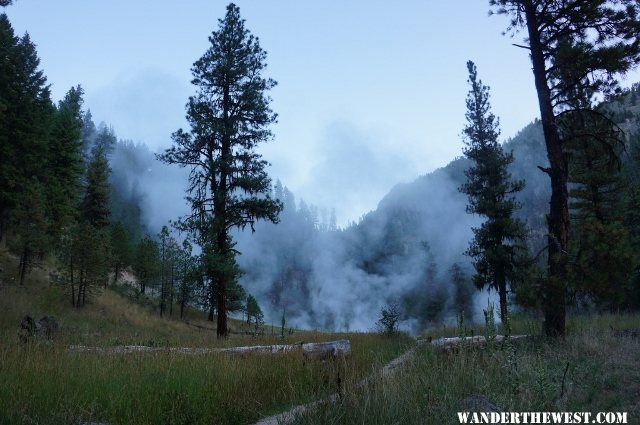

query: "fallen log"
(611, 328), (640, 338)
(431, 335), (529, 352)
(68, 339), (351, 358)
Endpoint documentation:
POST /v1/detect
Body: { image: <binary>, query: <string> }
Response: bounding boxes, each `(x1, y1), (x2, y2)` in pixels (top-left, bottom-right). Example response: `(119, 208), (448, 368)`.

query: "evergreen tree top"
(462, 60), (500, 153)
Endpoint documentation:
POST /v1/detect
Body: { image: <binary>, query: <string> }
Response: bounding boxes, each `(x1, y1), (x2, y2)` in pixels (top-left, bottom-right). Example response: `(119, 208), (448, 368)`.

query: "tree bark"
(524, 1), (567, 337)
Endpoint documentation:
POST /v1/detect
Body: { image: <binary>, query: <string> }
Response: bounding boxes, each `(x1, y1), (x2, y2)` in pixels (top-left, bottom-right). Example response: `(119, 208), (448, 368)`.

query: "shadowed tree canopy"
(158, 3), (281, 337)
(0, 14), (52, 241)
(47, 85), (85, 240)
(83, 144), (111, 229)
(489, 0), (640, 336)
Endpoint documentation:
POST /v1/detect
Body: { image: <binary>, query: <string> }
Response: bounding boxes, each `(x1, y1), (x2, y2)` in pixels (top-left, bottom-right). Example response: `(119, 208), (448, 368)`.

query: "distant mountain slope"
(363, 119), (549, 267)
(236, 86), (640, 331)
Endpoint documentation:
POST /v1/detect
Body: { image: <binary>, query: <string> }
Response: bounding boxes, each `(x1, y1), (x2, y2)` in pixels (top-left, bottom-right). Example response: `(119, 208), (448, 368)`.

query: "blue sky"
(6, 1), (639, 225)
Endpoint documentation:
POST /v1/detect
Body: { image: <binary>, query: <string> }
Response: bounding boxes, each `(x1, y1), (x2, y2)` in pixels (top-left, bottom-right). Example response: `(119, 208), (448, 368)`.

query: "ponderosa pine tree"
(489, 0), (640, 336)
(158, 3), (282, 337)
(460, 61), (528, 323)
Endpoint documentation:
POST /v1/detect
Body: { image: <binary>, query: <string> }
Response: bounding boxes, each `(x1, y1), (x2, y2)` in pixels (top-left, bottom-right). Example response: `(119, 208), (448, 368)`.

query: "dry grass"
(0, 248), (414, 424)
(292, 314), (640, 425)
(3, 248), (639, 424)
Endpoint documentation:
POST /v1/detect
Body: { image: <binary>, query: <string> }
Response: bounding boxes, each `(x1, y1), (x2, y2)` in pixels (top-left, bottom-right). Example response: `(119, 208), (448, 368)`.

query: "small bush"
(377, 303), (401, 334)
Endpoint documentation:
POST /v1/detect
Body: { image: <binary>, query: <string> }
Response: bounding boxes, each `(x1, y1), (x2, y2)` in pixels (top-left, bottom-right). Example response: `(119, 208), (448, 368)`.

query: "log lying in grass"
(300, 340), (351, 360)
(68, 339), (351, 358)
(431, 335), (529, 352)
(611, 328), (640, 338)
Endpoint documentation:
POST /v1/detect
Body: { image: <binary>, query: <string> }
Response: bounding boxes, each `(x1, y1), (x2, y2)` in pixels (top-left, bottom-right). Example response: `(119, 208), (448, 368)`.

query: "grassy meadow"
(1, 247), (639, 424)
(292, 314), (640, 425)
(0, 247), (413, 424)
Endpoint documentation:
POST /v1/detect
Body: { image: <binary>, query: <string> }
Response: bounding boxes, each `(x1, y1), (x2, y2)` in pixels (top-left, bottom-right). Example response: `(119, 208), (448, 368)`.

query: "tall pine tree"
(490, 0), (640, 336)
(159, 3), (281, 337)
(460, 61), (528, 323)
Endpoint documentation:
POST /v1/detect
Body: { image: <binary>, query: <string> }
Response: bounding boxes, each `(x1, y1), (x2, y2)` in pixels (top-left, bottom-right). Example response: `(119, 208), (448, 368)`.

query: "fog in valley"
(101, 117), (552, 332)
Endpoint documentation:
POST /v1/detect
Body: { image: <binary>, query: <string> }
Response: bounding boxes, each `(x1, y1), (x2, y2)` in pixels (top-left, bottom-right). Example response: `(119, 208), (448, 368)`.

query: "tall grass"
(293, 314), (640, 425)
(0, 333), (413, 424)
(3, 249), (639, 424)
(1, 248), (415, 424)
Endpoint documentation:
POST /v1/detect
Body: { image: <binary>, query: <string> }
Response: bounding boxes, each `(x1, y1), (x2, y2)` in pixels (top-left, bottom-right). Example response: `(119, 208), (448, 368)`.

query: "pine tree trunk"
(70, 256), (76, 308)
(18, 246), (29, 285)
(208, 277), (215, 322)
(524, 1), (567, 337)
(498, 277), (508, 324)
(216, 273), (228, 338)
(82, 277), (87, 306)
(77, 269), (84, 308)
(169, 268), (174, 317)
(160, 278), (165, 318)
(215, 82), (233, 339)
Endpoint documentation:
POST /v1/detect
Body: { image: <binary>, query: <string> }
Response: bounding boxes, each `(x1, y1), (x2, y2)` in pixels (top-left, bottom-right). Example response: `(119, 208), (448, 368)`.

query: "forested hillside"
(235, 87), (640, 331)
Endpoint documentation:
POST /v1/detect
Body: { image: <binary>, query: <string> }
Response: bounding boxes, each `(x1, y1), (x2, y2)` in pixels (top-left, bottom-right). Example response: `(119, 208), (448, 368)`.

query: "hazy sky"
(6, 1), (639, 225)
